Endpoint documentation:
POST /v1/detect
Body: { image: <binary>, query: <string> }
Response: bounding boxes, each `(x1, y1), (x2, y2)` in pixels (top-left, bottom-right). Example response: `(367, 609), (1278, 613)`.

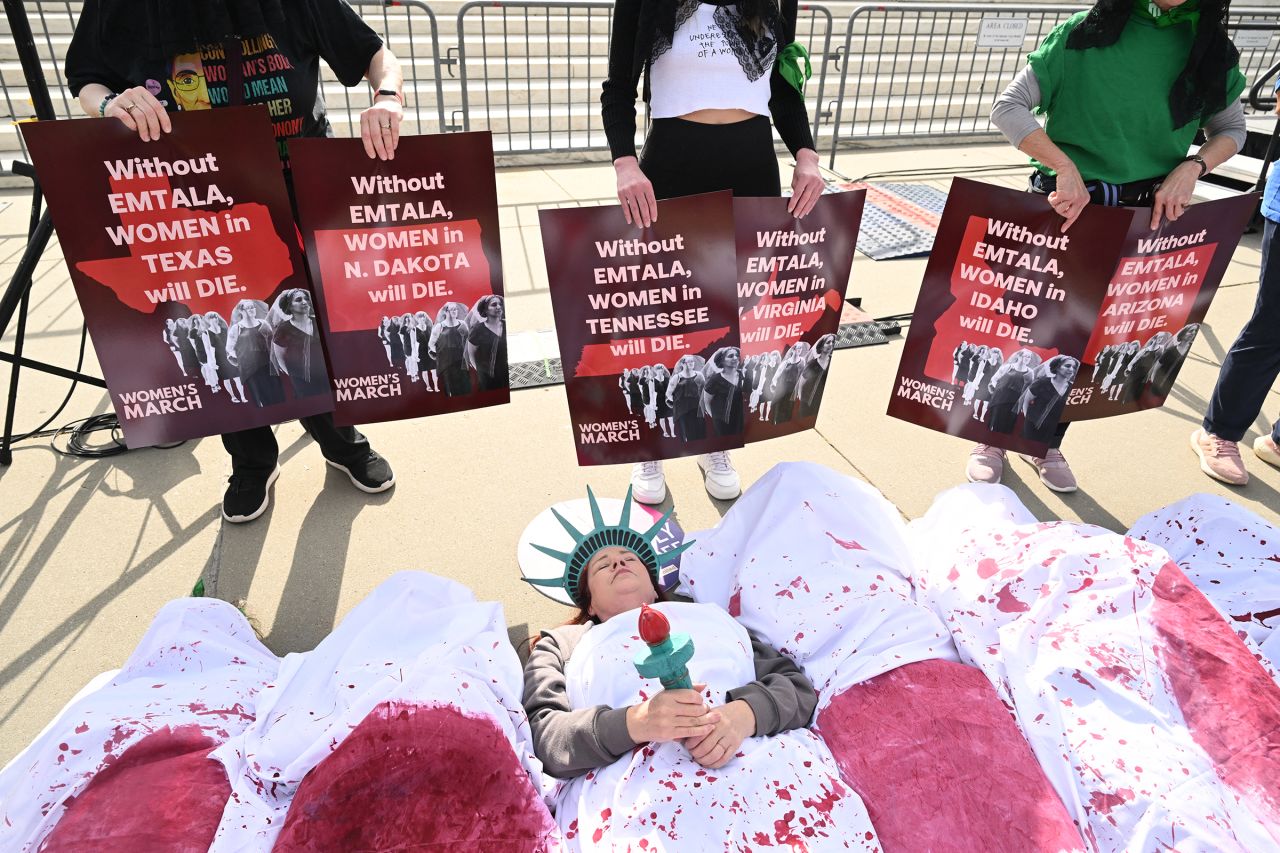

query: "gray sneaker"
(1019, 449), (1078, 493)
(966, 444), (1005, 484)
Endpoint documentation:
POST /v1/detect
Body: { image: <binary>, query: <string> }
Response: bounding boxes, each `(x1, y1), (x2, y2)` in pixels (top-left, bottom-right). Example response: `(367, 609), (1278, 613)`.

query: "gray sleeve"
(1202, 100), (1246, 156)
(522, 628), (639, 779)
(725, 632), (818, 736)
(991, 65), (1045, 149)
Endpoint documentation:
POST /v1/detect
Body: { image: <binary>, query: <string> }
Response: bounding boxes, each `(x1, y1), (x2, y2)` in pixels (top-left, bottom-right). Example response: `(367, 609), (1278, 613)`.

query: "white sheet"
(554, 601), (879, 851)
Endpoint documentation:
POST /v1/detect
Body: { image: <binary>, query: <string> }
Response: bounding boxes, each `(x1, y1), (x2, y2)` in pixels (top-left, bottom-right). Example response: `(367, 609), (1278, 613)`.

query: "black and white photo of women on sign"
(288, 132), (509, 426)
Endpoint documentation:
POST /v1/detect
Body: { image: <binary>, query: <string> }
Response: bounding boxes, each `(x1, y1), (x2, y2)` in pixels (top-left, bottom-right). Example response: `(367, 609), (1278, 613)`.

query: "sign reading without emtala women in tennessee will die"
(887, 178), (1132, 456)
(540, 192), (740, 466)
(289, 131), (509, 426)
(20, 106), (334, 448)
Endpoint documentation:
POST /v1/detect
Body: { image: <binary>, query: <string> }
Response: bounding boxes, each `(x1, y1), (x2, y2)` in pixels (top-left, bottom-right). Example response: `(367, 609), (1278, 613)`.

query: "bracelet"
(375, 88), (403, 104)
(98, 93), (118, 117)
(1182, 154), (1208, 179)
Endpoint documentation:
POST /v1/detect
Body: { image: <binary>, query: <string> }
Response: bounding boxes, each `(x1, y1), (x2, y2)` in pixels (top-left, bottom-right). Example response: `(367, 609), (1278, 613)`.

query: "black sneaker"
(222, 466), (280, 523)
(326, 452), (395, 494)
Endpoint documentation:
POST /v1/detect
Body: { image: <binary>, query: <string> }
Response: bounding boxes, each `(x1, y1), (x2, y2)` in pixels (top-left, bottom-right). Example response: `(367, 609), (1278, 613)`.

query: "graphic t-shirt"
(66, 0), (383, 161)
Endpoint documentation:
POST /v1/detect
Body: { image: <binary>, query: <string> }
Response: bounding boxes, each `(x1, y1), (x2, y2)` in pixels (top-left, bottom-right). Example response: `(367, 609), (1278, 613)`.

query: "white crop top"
(649, 4), (774, 119)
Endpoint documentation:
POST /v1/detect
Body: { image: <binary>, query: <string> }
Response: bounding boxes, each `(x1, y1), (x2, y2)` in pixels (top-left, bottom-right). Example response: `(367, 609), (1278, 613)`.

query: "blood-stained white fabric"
(909, 484), (1280, 852)
(210, 571), (561, 851)
(0, 598), (279, 852)
(679, 461), (960, 707)
(1128, 493), (1280, 675)
(555, 601), (879, 851)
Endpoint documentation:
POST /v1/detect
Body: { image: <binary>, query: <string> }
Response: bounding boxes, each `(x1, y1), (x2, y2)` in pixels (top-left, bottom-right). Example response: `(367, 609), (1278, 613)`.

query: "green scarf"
(778, 42), (811, 94)
(1132, 0), (1199, 29)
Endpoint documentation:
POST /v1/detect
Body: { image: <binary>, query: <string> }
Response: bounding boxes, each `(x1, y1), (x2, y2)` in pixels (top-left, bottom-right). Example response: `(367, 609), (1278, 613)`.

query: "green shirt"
(1027, 7), (1246, 185)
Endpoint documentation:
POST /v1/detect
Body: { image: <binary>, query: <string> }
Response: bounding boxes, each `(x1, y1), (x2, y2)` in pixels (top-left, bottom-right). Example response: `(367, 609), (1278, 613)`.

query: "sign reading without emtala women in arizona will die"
(20, 106), (334, 448)
(289, 131), (509, 426)
(540, 192), (740, 466)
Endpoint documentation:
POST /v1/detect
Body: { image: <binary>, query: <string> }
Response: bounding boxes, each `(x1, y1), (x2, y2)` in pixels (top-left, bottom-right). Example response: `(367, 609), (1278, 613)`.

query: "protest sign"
(886, 178), (1131, 455)
(540, 192), (739, 466)
(735, 192), (864, 441)
(1066, 193), (1258, 421)
(21, 106), (332, 447)
(289, 132), (508, 425)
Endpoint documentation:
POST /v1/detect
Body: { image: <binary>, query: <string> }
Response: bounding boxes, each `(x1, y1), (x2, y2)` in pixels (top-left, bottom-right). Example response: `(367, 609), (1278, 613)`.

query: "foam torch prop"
(634, 604), (695, 690)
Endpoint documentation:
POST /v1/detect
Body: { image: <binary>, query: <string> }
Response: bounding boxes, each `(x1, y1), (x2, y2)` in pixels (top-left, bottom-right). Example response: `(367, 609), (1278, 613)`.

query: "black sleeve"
(299, 0), (384, 87)
(600, 0), (644, 161)
(767, 0), (816, 156)
(65, 0), (130, 97)
(725, 631), (818, 735)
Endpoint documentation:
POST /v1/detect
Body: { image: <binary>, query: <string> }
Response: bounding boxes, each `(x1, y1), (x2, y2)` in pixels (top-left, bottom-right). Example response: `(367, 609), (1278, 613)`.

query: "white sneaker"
(698, 452), (742, 500)
(630, 460), (667, 504)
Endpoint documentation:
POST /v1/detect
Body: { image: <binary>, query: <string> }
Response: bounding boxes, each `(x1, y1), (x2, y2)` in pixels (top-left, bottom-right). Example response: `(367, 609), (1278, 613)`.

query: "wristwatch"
(1182, 154), (1209, 179)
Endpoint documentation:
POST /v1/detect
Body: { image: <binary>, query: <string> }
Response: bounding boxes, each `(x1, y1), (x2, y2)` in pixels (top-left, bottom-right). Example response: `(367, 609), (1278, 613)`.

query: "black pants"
(223, 414), (370, 479)
(221, 167), (371, 478)
(640, 115), (781, 200)
(1203, 217), (1280, 443)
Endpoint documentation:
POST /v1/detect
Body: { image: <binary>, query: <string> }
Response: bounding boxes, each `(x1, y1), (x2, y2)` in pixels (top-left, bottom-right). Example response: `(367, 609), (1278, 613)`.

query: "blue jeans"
(1203, 217), (1280, 444)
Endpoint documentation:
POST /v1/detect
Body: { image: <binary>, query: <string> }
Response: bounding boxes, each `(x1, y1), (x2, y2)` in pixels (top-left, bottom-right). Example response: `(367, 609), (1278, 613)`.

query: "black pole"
(4, 0), (58, 122)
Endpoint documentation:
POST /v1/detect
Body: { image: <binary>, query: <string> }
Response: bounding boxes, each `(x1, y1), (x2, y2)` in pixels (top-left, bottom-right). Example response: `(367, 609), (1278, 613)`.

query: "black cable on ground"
(5, 322), (90, 445)
(828, 162), (1027, 185)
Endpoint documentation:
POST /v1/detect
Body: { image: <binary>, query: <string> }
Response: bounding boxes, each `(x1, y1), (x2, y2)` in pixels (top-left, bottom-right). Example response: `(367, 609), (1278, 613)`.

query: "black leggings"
(640, 115), (781, 200)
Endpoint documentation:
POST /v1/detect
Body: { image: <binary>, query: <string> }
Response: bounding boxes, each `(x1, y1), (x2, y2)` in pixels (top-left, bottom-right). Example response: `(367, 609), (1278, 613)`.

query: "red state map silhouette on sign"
(76, 174), (294, 316)
(923, 215), (1061, 381)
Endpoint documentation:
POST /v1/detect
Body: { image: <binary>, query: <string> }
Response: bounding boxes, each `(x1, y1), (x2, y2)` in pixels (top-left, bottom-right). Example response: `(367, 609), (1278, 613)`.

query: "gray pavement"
(2, 142), (1278, 767)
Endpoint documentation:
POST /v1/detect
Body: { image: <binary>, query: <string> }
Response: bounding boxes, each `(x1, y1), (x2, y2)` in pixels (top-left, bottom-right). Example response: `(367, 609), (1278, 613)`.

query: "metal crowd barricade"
(455, 0), (616, 156)
(827, 3), (1085, 167)
(1228, 11), (1280, 113)
(1, 0), (80, 169)
(331, 0), (449, 138)
(454, 0), (837, 157)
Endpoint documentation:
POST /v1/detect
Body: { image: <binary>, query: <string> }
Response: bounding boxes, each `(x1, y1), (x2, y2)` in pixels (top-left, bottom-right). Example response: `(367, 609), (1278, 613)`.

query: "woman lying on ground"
(520, 488), (877, 850)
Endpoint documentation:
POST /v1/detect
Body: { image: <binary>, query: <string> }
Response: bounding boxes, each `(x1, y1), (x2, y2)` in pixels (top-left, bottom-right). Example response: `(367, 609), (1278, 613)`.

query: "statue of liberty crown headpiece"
(524, 485), (693, 607)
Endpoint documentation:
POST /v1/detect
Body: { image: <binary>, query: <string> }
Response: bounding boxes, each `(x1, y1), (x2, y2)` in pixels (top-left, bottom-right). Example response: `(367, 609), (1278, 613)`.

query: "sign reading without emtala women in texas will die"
(289, 131), (509, 426)
(540, 192), (740, 466)
(21, 106), (334, 448)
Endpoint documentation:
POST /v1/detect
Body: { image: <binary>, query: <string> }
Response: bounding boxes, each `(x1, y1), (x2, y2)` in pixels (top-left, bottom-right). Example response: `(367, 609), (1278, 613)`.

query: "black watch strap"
(375, 88), (402, 103)
(1182, 154), (1208, 178)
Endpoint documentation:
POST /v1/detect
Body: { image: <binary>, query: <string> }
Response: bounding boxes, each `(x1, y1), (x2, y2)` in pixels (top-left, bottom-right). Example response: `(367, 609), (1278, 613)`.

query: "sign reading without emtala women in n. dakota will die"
(734, 191), (864, 443)
(289, 131), (509, 426)
(21, 106), (333, 448)
(540, 192), (740, 466)
(887, 177), (1131, 456)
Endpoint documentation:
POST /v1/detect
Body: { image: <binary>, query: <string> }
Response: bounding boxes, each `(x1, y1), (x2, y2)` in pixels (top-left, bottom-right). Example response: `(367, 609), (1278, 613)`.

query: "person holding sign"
(66, 0), (406, 521)
(980, 0), (1246, 491)
(602, 0), (824, 502)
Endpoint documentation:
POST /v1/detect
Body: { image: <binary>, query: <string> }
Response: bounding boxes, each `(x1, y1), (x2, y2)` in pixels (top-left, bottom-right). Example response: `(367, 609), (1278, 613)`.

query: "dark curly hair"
(1066, 0), (1240, 128)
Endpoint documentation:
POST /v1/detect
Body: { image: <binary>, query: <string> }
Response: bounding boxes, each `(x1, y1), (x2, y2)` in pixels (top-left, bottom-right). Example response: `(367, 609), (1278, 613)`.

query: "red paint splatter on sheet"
(1087, 789), (1133, 816)
(1149, 562), (1280, 834)
(976, 558), (1000, 579)
(728, 587), (743, 618)
(273, 702), (559, 851)
(816, 660), (1080, 853)
(994, 584), (1030, 614)
(40, 726), (228, 852)
(824, 532), (865, 551)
